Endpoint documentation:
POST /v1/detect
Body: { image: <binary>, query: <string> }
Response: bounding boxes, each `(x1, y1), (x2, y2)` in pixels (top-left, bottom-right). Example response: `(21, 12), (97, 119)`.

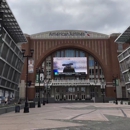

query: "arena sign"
(49, 31), (90, 37)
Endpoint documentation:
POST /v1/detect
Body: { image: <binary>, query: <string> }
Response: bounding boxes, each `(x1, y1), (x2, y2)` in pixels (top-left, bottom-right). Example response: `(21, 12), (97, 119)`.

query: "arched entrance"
(34, 45), (108, 102)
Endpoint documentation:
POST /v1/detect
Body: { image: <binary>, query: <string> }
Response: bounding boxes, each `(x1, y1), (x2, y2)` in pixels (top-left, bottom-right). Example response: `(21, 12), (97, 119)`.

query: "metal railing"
(35, 79), (106, 86)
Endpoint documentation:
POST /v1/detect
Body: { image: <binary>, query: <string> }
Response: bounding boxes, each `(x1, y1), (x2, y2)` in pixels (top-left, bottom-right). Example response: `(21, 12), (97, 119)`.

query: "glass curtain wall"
(0, 28), (24, 97)
(42, 49), (104, 80)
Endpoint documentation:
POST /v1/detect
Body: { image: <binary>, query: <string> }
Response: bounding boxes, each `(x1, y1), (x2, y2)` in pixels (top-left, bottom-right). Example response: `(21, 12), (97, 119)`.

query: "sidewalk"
(0, 103), (130, 130)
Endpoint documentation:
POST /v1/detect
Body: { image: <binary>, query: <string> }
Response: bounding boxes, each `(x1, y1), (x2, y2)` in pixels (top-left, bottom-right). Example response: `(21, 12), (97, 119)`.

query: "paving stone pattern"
(0, 103), (130, 130)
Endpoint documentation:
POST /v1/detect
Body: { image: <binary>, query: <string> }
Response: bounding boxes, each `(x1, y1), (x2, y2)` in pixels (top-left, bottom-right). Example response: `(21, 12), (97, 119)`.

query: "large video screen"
(53, 57), (87, 76)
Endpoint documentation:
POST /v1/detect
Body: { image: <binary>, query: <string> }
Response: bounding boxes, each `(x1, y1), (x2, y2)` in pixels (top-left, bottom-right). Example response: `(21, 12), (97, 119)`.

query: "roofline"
(115, 26), (130, 44)
(0, 0), (27, 43)
(30, 30), (109, 36)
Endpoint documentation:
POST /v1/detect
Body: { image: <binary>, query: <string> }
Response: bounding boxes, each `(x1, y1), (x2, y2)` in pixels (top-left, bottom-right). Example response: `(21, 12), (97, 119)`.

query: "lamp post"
(46, 79), (51, 104)
(127, 88), (130, 101)
(100, 81), (105, 103)
(42, 87), (45, 105)
(22, 49), (34, 113)
(42, 76), (50, 104)
(94, 79), (98, 97)
(90, 79), (98, 102)
(113, 75), (118, 105)
(42, 74), (47, 105)
(36, 68), (43, 108)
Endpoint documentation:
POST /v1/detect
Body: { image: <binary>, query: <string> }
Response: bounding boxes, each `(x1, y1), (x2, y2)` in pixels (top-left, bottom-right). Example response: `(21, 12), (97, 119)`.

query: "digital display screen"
(53, 57), (87, 76)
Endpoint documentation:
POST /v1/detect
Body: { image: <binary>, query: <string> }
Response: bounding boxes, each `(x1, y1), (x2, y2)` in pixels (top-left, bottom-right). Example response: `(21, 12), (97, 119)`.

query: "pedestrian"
(5, 97), (8, 104)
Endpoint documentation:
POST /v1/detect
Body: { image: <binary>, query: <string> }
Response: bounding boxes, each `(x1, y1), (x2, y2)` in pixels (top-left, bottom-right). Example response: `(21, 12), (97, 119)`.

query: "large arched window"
(65, 49), (75, 57)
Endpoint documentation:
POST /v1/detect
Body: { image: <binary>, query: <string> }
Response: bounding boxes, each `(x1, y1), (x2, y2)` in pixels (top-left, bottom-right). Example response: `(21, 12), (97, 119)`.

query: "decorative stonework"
(30, 30), (109, 39)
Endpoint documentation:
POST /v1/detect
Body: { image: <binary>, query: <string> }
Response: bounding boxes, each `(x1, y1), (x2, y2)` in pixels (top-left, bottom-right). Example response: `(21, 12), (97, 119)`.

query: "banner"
(113, 79), (119, 86)
(28, 59), (34, 73)
(35, 73), (44, 83)
(40, 73), (44, 82)
(35, 74), (39, 83)
(116, 79), (120, 86)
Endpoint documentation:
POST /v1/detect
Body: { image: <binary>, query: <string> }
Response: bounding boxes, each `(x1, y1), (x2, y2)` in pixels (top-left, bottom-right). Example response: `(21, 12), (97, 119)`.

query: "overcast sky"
(7, 0), (130, 35)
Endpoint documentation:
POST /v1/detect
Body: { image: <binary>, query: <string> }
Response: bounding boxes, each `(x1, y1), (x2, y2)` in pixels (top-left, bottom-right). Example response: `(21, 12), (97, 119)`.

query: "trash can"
(15, 105), (20, 113)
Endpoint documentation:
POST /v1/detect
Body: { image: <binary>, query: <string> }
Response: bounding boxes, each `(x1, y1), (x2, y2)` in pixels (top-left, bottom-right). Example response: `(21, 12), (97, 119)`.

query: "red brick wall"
(21, 34), (124, 98)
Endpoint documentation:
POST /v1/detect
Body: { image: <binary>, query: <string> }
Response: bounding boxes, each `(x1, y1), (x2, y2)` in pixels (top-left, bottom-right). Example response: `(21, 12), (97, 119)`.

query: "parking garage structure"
(115, 26), (130, 98)
(0, 0), (27, 99)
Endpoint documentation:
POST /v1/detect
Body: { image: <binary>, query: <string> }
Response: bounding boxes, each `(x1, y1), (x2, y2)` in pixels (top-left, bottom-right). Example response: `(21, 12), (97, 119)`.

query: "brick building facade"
(19, 30), (129, 102)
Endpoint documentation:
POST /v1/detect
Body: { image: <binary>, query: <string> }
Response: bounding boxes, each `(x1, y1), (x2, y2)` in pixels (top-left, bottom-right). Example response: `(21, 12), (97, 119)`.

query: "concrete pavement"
(0, 103), (130, 130)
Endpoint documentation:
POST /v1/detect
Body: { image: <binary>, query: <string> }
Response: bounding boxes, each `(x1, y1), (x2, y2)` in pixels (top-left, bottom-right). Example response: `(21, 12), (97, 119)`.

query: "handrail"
(35, 79), (106, 86)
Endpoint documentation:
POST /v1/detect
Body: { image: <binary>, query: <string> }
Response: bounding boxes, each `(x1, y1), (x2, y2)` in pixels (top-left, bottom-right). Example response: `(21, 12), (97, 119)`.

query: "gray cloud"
(7, 0), (130, 35)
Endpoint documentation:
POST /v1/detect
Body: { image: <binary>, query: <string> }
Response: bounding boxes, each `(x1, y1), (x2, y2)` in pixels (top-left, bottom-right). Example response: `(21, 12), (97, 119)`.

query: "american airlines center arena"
(20, 30), (128, 102)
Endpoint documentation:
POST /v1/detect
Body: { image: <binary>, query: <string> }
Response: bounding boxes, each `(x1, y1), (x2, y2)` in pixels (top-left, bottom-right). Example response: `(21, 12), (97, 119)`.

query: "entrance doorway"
(55, 94), (60, 101)
(81, 94), (85, 100)
(66, 94), (75, 101)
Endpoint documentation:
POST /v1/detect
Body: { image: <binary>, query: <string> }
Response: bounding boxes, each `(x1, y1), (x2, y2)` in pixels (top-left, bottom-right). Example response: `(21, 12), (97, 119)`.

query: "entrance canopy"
(35, 79), (104, 87)
(115, 26), (130, 44)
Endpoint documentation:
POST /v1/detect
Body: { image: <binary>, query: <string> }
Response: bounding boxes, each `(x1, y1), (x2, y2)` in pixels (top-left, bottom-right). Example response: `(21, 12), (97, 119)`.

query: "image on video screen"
(53, 57), (87, 76)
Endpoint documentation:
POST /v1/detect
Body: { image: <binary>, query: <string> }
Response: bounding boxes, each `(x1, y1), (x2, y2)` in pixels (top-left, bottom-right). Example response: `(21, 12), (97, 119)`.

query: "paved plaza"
(0, 103), (130, 130)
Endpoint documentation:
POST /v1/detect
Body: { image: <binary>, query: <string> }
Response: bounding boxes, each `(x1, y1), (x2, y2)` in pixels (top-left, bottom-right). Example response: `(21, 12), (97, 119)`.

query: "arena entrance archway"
(34, 45), (108, 102)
